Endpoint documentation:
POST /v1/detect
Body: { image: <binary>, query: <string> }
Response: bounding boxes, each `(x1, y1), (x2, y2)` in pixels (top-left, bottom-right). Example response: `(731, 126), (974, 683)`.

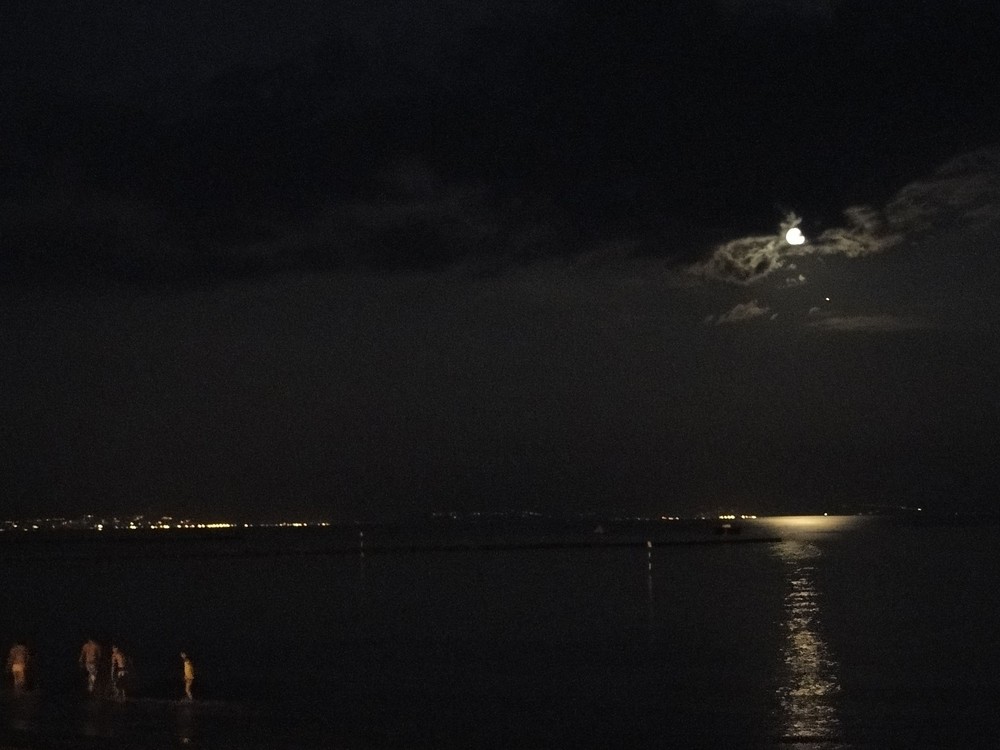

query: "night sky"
(3, 1), (999, 522)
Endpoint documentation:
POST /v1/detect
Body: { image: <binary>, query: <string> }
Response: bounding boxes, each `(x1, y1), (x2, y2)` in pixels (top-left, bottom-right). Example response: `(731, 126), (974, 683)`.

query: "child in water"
(180, 652), (194, 701)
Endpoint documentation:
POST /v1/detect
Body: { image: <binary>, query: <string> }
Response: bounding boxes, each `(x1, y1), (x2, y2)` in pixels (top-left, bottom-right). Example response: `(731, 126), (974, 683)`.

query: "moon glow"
(785, 227), (805, 245)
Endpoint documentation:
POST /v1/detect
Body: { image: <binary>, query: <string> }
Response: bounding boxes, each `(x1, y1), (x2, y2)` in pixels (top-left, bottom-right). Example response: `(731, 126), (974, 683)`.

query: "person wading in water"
(110, 644), (128, 700)
(79, 638), (102, 694)
(180, 652), (195, 701)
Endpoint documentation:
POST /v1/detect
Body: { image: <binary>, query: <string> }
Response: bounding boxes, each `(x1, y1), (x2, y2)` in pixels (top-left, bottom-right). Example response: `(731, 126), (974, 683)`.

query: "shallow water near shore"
(2, 516), (998, 748)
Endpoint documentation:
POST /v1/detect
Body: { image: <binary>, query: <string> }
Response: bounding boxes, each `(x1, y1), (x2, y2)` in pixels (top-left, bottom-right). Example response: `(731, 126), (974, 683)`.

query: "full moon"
(785, 227), (805, 245)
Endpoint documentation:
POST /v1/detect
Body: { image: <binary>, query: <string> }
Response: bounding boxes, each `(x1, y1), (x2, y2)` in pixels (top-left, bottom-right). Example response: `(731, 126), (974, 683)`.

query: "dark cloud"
(709, 300), (772, 325)
(807, 314), (928, 332)
(714, 0), (838, 27)
(883, 148), (1000, 231)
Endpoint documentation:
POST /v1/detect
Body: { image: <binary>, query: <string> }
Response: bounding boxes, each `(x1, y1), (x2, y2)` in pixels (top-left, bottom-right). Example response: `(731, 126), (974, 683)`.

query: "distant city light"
(0, 515), (335, 533)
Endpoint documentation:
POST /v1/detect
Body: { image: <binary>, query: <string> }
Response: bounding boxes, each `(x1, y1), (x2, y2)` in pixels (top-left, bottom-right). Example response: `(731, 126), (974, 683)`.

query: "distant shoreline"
(1, 513), (996, 561)
(0, 524), (780, 559)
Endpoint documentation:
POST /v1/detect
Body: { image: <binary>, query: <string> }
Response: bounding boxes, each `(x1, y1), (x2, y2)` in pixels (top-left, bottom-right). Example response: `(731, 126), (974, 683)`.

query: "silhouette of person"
(6, 641), (29, 694)
(180, 652), (194, 701)
(79, 638), (102, 693)
(111, 644), (128, 700)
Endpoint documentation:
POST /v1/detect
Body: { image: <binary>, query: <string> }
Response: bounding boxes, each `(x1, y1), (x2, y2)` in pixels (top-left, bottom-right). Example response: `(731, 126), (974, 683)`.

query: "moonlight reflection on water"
(773, 539), (843, 744)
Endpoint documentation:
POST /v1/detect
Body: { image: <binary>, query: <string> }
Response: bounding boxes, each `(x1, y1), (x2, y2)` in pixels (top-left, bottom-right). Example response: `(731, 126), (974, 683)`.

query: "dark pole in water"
(646, 540), (654, 644)
(358, 529), (366, 588)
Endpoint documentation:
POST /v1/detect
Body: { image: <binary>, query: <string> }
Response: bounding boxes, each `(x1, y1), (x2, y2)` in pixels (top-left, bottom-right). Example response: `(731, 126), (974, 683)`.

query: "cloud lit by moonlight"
(690, 146), (1000, 285)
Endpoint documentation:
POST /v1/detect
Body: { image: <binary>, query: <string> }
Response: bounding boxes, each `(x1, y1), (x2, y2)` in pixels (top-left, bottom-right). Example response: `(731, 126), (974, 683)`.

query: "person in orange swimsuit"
(6, 641), (29, 694)
(180, 652), (195, 701)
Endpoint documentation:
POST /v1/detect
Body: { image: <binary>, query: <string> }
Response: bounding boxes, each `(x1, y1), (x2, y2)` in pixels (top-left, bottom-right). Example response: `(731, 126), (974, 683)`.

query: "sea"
(1, 515), (997, 749)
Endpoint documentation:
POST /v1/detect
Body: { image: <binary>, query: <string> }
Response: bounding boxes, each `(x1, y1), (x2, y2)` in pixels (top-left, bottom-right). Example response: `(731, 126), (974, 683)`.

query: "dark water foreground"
(0, 693), (248, 749)
(2, 516), (998, 748)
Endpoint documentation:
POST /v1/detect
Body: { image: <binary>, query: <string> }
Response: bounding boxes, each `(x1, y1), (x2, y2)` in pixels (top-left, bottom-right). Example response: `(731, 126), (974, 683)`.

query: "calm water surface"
(1, 517), (997, 748)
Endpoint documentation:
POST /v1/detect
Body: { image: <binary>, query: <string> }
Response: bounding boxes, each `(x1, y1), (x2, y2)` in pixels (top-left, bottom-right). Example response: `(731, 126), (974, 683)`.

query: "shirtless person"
(6, 641), (28, 694)
(110, 644), (128, 700)
(79, 638), (102, 693)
